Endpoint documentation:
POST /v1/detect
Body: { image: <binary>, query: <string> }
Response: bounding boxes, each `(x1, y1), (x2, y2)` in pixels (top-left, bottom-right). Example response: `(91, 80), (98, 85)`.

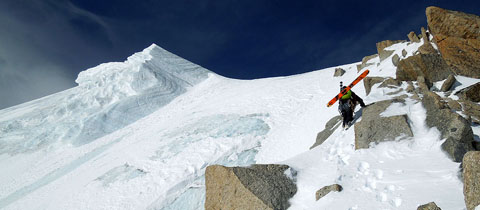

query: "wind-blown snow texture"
(0, 40), (477, 209)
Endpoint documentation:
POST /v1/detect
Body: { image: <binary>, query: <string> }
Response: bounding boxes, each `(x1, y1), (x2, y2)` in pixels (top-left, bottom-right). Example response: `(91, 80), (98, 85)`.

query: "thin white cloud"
(0, 0), (113, 109)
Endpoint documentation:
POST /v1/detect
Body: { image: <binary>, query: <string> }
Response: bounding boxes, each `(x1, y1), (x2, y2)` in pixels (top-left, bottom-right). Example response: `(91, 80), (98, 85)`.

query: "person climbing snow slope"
(338, 85), (365, 129)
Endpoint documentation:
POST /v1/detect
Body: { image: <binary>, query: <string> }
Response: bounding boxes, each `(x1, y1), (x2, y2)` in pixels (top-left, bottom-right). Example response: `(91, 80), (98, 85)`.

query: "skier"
(338, 84), (366, 129)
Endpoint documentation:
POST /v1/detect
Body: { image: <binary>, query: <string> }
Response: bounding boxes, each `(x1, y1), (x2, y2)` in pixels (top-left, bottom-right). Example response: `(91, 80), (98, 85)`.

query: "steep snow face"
(0, 40), (473, 210)
(0, 44), (210, 154)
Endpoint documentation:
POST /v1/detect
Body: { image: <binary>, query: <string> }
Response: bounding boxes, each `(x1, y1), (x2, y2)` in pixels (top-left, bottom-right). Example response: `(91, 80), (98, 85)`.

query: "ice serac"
(0, 44), (210, 154)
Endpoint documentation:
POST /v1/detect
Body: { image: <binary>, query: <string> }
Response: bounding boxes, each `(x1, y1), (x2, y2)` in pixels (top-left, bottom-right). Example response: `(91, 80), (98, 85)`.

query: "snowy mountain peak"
(0, 44), (212, 154)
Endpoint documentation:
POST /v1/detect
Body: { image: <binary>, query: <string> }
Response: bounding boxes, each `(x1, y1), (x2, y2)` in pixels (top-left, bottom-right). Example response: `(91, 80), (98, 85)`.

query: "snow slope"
(0, 40), (476, 209)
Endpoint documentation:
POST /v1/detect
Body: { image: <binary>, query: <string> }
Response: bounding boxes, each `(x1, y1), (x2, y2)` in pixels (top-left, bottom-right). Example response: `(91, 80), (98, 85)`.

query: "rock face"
(392, 54), (400, 66)
(417, 202), (441, 210)
(461, 100), (480, 124)
(440, 74), (456, 92)
(417, 76), (431, 92)
(455, 82), (480, 102)
(205, 164), (297, 210)
(445, 98), (462, 111)
(315, 184), (343, 201)
(334, 68), (346, 77)
(426, 6), (480, 41)
(311, 115), (342, 149)
(354, 99), (413, 150)
(421, 27), (430, 43)
(377, 40), (404, 61)
(421, 91), (474, 162)
(463, 151), (480, 210)
(426, 6), (480, 78)
(363, 77), (384, 95)
(396, 53), (452, 82)
(408, 31), (421, 42)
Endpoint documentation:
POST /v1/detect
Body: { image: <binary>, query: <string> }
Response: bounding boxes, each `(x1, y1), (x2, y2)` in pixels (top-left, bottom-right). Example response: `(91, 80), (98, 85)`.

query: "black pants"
(342, 109), (353, 127)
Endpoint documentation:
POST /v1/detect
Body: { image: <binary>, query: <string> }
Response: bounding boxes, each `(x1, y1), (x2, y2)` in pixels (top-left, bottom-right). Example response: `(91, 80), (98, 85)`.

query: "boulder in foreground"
(205, 164), (297, 210)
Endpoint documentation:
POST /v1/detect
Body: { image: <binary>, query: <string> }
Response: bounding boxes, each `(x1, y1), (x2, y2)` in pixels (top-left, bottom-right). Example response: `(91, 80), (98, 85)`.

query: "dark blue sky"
(0, 0), (479, 109)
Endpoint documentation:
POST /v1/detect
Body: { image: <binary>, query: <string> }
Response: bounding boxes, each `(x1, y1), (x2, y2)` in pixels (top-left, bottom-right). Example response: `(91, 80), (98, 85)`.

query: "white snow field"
(0, 41), (476, 209)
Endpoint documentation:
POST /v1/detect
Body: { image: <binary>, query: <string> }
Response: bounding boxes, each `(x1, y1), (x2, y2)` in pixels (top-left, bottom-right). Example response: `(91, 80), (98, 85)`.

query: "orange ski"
(326, 70), (370, 107)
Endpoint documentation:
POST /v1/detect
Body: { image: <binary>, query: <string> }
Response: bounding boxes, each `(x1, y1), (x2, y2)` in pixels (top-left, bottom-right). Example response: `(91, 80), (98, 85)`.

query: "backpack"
(338, 99), (352, 114)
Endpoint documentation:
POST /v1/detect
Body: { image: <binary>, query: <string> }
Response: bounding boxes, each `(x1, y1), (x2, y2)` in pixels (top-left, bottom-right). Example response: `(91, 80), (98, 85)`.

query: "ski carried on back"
(326, 70), (369, 107)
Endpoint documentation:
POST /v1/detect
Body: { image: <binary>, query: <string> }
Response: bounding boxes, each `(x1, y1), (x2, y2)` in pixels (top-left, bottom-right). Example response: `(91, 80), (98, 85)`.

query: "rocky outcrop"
(311, 115), (342, 149)
(463, 151), (480, 210)
(334, 68), (346, 77)
(356, 54), (378, 72)
(354, 99), (413, 149)
(315, 184), (343, 201)
(417, 76), (431, 92)
(426, 6), (480, 78)
(421, 27), (430, 43)
(435, 36), (480, 78)
(408, 31), (421, 43)
(377, 40), (404, 61)
(461, 100), (480, 124)
(379, 77), (401, 88)
(445, 98), (462, 111)
(418, 41), (437, 55)
(392, 54), (400, 66)
(426, 6), (480, 41)
(396, 53), (452, 82)
(440, 75), (456, 92)
(417, 202), (441, 210)
(455, 82), (480, 102)
(363, 77), (384, 95)
(205, 164), (297, 210)
(421, 91), (474, 162)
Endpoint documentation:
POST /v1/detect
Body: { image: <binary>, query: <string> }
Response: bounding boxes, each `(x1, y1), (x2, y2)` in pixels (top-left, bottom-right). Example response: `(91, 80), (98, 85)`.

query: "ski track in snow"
(0, 40), (472, 209)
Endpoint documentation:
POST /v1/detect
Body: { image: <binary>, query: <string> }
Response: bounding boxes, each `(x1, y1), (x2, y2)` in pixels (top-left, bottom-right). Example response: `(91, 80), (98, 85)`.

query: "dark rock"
(461, 100), (480, 124)
(418, 41), (438, 54)
(417, 76), (431, 92)
(334, 68), (346, 77)
(406, 81), (415, 93)
(402, 49), (408, 57)
(311, 116), (342, 149)
(417, 202), (441, 210)
(427, 6), (480, 78)
(455, 82), (480, 102)
(354, 99), (413, 149)
(440, 75), (456, 92)
(392, 54), (400, 66)
(445, 98), (462, 111)
(463, 151), (480, 210)
(315, 184), (343, 201)
(205, 164), (297, 210)
(396, 53), (452, 82)
(422, 91), (474, 162)
(364, 77), (384, 95)
(408, 31), (421, 43)
(421, 27), (430, 43)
